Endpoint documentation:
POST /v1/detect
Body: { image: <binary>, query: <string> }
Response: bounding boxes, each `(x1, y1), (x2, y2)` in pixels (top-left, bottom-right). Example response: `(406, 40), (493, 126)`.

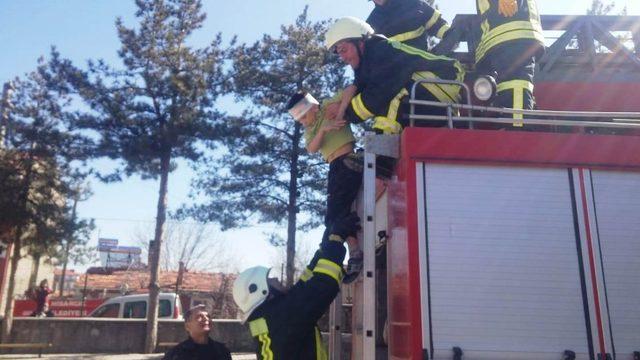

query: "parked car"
(88, 293), (182, 319)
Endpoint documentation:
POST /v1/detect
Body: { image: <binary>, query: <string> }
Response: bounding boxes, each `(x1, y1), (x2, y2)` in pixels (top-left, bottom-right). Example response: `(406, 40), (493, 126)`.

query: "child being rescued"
(286, 87), (363, 282)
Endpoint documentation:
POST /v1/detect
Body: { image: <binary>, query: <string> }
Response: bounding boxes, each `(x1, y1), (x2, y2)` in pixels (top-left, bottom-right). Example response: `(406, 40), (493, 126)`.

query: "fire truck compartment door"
(418, 164), (590, 359)
(590, 170), (640, 357)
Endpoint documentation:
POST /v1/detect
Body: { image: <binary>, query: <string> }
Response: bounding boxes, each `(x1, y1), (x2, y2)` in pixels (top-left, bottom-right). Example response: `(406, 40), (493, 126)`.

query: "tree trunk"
(144, 151), (170, 354)
(59, 241), (71, 297)
(59, 194), (78, 297)
(285, 122), (302, 287)
(28, 253), (41, 289)
(1, 230), (22, 341)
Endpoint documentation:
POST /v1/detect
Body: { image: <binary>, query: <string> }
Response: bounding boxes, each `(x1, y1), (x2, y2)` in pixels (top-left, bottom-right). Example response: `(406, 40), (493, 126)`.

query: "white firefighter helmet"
(325, 16), (374, 50)
(233, 266), (271, 323)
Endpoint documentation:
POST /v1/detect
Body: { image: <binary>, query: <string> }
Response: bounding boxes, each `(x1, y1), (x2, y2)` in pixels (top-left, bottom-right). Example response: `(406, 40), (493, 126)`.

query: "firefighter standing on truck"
(232, 214), (360, 360)
(366, 0), (451, 51)
(323, 16), (465, 135)
(475, 0), (544, 126)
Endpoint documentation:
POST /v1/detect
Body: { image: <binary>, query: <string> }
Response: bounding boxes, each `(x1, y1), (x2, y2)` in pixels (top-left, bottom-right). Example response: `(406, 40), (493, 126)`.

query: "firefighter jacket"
(343, 35), (465, 134)
(366, 0), (450, 50)
(246, 242), (346, 360)
(475, 0), (544, 64)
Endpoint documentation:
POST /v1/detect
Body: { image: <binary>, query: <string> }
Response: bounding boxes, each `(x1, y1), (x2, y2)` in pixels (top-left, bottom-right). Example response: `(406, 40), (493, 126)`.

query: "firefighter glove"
(329, 212), (361, 241)
(498, 0), (518, 17)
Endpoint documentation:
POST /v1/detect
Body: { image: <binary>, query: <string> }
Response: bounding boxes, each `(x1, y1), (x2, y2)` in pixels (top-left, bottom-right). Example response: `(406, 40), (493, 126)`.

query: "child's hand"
(323, 119), (346, 132)
(324, 102), (340, 120)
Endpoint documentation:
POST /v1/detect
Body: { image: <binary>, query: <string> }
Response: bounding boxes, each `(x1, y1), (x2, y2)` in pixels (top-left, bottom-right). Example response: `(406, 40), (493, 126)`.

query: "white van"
(88, 293), (182, 319)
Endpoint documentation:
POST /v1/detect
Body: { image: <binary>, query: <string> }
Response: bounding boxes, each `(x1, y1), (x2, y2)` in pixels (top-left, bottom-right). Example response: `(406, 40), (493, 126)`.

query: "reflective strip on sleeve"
(372, 88), (407, 134)
(313, 259), (344, 284)
(436, 23), (450, 39)
(328, 234), (344, 242)
(425, 9), (441, 30)
(249, 318), (274, 360)
(249, 317), (269, 336)
(351, 94), (374, 120)
(300, 267), (313, 282)
(389, 26), (426, 43)
(258, 334), (274, 360)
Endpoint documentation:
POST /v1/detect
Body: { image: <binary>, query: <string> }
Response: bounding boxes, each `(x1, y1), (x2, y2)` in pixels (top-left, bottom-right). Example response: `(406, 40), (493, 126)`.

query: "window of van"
(93, 303), (120, 318)
(124, 301), (147, 318)
(159, 299), (172, 317)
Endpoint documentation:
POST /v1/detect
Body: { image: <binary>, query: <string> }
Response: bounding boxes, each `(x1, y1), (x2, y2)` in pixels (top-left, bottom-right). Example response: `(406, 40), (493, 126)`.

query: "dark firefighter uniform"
(343, 35), (465, 134)
(475, 0), (544, 125)
(366, 0), (450, 50)
(246, 238), (346, 359)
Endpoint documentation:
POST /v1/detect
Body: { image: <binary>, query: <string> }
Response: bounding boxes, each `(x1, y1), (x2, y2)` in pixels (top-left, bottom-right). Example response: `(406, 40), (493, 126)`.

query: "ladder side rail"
(328, 293), (342, 360)
(362, 148), (377, 360)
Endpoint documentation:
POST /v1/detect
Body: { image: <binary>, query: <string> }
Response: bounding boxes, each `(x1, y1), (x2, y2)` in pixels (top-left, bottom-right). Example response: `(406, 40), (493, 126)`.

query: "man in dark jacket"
(325, 17), (465, 134)
(163, 305), (232, 360)
(366, 0), (451, 50)
(232, 213), (360, 360)
(475, 0), (544, 126)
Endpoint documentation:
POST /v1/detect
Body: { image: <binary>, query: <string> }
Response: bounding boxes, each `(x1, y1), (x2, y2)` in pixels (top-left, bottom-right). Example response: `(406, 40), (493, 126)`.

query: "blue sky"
(1, 0), (638, 272)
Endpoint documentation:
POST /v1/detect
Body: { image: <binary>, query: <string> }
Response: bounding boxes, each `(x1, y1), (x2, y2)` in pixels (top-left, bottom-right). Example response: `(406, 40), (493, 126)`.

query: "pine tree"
(51, 0), (229, 352)
(181, 8), (349, 286)
(0, 58), (90, 340)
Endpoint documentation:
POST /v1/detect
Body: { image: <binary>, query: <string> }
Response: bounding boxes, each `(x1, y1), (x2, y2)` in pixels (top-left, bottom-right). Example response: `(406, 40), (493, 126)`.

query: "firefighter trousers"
(478, 41), (538, 126)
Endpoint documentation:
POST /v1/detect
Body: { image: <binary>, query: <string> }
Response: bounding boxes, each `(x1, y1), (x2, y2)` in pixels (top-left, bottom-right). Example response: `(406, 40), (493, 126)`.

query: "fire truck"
(330, 14), (640, 360)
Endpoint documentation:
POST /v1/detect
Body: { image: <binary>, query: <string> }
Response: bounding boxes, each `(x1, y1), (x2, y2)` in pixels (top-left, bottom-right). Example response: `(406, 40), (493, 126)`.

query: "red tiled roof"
(78, 270), (236, 294)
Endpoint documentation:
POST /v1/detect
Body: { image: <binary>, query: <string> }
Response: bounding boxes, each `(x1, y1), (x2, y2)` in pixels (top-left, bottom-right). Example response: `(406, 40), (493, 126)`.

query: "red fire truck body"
(384, 128), (640, 359)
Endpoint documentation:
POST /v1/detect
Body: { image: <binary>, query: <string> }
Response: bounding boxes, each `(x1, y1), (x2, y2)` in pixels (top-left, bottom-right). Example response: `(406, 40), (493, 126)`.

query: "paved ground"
(0, 354), (256, 359)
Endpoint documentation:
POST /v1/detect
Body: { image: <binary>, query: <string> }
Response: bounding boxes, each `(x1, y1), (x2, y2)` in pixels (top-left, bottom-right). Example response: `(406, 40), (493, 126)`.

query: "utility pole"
(1, 82), (15, 149)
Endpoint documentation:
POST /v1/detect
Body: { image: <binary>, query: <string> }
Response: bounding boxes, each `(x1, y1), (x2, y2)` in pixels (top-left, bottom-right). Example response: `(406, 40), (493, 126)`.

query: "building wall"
(0, 246), (55, 314)
(0, 318), (253, 354)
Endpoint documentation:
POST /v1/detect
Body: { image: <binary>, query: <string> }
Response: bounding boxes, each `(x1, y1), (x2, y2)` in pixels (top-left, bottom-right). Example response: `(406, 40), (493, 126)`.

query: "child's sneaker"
(342, 250), (363, 284)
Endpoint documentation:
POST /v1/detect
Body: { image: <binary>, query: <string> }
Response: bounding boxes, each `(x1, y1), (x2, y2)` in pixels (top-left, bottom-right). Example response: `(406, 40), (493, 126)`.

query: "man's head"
(286, 92), (320, 127)
(325, 17), (374, 70)
(40, 279), (48, 288)
(184, 305), (211, 339)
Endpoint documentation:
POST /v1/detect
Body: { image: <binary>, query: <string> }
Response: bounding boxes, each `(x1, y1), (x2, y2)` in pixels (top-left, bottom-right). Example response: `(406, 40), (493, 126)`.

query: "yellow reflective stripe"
(412, 72), (460, 103)
(425, 10), (441, 30)
(436, 24), (450, 39)
(351, 94), (374, 120)
(389, 26), (426, 43)
(496, 79), (534, 93)
(513, 86), (524, 125)
(328, 234), (343, 242)
(373, 116), (403, 134)
(390, 40), (455, 62)
(300, 267), (313, 282)
(250, 318), (274, 359)
(249, 317), (269, 336)
(258, 334), (274, 360)
(496, 80), (533, 125)
(315, 326), (328, 360)
(475, 21), (544, 62)
(313, 259), (343, 284)
(477, 0), (490, 14)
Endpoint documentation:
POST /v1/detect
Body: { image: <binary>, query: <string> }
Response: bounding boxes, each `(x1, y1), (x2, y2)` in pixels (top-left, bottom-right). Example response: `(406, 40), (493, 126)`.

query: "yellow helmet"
(325, 16), (374, 50)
